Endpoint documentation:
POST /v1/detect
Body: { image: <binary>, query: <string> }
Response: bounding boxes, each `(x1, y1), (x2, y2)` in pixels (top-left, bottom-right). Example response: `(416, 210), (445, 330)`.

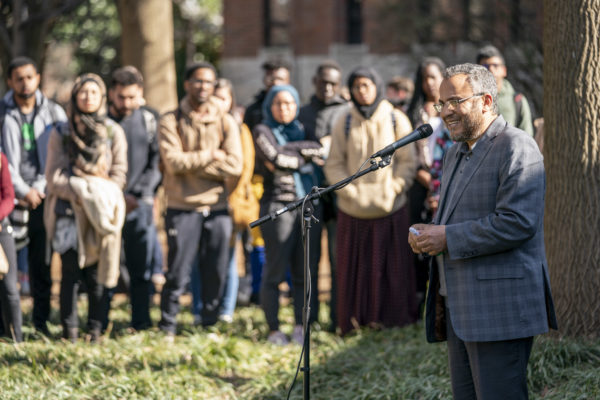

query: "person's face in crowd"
(214, 87), (233, 114)
(76, 81), (103, 114)
(314, 67), (341, 103)
(351, 77), (377, 106)
(8, 64), (40, 100)
(439, 74), (486, 143)
(110, 84), (142, 117)
(185, 68), (216, 106)
(264, 68), (290, 90)
(271, 90), (297, 125)
(386, 86), (408, 103)
(422, 64), (443, 102)
(479, 56), (506, 89)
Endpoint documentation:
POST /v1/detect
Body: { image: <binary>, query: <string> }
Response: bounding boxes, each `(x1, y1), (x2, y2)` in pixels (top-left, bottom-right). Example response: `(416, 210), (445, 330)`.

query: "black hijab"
(347, 66), (385, 119)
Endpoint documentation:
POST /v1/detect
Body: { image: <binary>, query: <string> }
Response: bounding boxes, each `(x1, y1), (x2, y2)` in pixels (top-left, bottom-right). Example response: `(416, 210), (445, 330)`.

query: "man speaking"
(409, 63), (557, 400)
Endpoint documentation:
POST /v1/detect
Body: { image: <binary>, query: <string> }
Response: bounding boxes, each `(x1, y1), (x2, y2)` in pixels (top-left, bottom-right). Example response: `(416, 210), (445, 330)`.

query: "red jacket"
(0, 153), (15, 220)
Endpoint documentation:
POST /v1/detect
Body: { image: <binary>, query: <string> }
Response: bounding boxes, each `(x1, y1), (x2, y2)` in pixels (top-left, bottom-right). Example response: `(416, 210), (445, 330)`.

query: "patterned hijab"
(67, 73), (109, 177)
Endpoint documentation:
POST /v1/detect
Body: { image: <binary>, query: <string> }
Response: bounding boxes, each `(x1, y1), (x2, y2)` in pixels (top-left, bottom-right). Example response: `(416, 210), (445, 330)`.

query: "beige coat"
(324, 99), (416, 219)
(159, 96), (243, 212)
(44, 119), (127, 287)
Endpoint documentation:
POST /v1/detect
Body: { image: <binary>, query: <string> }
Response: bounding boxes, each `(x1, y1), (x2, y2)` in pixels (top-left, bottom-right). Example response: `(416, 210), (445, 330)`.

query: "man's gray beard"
(450, 110), (484, 143)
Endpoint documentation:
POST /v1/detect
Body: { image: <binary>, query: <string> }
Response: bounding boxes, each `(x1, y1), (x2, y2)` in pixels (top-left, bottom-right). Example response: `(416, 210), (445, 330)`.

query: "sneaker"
(219, 314), (233, 324)
(164, 332), (175, 344)
(292, 325), (304, 345)
(151, 273), (166, 292)
(267, 330), (289, 346)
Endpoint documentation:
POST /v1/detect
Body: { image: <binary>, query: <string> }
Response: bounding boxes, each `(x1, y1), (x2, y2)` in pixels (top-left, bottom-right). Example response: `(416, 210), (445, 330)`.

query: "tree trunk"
(543, 0), (600, 337)
(117, 0), (178, 113)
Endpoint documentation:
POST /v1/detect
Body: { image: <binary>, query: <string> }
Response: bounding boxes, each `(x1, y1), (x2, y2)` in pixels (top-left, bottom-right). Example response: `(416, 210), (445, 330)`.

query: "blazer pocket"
(476, 264), (525, 280)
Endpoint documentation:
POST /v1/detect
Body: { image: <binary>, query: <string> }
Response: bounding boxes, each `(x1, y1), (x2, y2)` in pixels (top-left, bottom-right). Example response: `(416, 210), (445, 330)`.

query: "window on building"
(347, 0), (362, 44)
(264, 0), (290, 47)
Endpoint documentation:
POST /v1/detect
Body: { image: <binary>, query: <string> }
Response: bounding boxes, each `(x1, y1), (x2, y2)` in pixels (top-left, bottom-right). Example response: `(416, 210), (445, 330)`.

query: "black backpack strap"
(514, 93), (523, 127)
(344, 113), (352, 139)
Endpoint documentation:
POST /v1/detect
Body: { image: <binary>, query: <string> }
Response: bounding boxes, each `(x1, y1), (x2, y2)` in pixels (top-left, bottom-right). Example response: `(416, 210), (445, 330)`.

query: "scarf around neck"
(67, 73), (109, 177)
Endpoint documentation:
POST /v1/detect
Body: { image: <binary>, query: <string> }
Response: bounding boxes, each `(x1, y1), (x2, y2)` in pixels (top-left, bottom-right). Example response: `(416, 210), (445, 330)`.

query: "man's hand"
(124, 194), (139, 214)
(408, 223), (447, 256)
(24, 188), (45, 210)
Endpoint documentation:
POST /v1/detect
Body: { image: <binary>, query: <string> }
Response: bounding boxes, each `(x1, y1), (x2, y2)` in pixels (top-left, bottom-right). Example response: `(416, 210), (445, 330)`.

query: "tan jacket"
(44, 119), (127, 286)
(324, 100), (416, 219)
(159, 96), (243, 212)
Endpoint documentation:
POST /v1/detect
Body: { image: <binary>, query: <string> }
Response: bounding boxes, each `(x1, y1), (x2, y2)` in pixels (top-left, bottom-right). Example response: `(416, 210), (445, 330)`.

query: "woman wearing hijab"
(45, 73), (127, 342)
(324, 66), (418, 335)
(252, 84), (323, 345)
(0, 151), (22, 342)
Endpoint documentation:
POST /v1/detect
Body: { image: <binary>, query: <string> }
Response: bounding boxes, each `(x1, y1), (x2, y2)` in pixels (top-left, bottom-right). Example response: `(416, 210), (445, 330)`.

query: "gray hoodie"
(1, 90), (67, 198)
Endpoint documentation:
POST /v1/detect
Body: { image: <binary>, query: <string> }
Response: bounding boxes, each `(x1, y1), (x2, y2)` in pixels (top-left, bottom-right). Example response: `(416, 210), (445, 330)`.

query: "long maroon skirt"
(336, 206), (417, 335)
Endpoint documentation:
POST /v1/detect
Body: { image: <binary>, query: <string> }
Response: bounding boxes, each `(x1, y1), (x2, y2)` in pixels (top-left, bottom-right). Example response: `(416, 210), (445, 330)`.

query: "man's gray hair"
(444, 63), (498, 114)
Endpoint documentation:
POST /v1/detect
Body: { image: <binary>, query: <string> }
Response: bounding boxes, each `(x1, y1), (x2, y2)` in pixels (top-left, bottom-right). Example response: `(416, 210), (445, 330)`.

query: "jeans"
(0, 227), (22, 342)
(60, 249), (109, 334)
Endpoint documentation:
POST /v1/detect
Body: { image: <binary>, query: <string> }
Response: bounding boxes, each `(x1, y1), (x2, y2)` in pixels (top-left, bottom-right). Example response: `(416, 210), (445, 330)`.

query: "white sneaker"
(267, 330), (289, 346)
(219, 314), (233, 324)
(292, 325), (304, 345)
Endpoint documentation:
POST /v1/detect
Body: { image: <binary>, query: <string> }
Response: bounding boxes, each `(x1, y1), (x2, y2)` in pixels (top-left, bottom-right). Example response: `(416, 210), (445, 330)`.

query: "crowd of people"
(0, 44), (542, 348)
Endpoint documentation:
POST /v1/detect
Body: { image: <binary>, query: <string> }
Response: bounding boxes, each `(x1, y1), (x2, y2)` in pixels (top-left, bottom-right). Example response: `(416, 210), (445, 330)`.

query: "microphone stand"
(250, 155), (393, 400)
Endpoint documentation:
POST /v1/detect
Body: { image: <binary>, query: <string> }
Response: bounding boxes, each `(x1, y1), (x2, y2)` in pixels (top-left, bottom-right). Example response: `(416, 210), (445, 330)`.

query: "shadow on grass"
(245, 323), (452, 400)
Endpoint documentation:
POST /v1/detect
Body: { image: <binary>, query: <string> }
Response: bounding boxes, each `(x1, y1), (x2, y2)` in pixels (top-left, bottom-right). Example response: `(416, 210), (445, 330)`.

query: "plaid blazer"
(425, 115), (558, 343)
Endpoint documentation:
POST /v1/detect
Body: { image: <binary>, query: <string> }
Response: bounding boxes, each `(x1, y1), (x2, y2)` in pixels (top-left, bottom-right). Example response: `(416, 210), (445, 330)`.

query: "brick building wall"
(221, 0), (544, 113)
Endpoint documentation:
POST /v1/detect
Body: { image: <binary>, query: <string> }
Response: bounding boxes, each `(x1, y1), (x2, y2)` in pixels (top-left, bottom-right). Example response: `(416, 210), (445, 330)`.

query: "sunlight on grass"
(1, 297), (599, 399)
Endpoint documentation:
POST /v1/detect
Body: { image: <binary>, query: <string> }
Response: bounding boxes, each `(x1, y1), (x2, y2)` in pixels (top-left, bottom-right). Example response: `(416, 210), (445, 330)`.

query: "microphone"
(371, 124), (433, 158)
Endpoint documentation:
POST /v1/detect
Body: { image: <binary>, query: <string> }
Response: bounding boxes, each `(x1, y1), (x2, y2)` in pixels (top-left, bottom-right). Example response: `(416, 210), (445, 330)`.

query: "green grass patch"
(0, 297), (598, 399)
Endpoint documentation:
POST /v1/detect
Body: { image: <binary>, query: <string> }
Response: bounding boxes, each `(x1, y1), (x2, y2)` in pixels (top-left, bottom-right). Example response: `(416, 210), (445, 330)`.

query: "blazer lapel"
(439, 116), (508, 225)
(435, 146), (462, 224)
(440, 137), (495, 224)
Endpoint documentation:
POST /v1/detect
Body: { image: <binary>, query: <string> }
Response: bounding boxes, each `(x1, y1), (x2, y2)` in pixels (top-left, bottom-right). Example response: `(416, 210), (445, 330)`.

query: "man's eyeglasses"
(433, 93), (485, 113)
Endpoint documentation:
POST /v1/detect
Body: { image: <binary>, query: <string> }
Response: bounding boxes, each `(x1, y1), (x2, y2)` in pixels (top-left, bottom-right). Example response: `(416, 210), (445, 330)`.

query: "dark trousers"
(159, 208), (232, 333)
(324, 217), (337, 329)
(0, 227), (22, 342)
(122, 203), (155, 330)
(259, 201), (321, 331)
(60, 250), (108, 333)
(446, 308), (533, 400)
(28, 204), (51, 331)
